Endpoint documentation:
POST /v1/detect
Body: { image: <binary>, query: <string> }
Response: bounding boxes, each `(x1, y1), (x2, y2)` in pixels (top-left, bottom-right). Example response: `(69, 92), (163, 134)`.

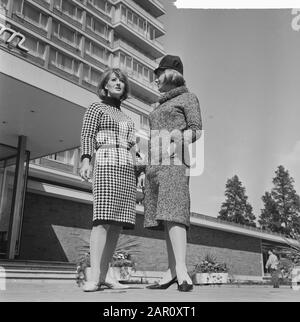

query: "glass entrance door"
(0, 143), (29, 257)
(0, 155), (17, 255)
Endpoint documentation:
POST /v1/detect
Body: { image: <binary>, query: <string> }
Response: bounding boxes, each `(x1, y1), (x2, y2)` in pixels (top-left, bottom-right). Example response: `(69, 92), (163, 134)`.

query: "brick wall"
(20, 193), (263, 277)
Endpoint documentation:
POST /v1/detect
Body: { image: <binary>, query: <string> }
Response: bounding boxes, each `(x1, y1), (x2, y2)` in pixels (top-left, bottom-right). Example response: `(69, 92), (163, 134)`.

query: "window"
(0, 0), (8, 11)
(133, 61), (138, 71)
(138, 64), (143, 78)
(24, 35), (46, 58)
(50, 49), (79, 76)
(126, 56), (132, 70)
(23, 3), (48, 30)
(91, 68), (101, 86)
(138, 17), (145, 33)
(119, 53), (125, 68)
(141, 115), (150, 130)
(143, 67), (149, 80)
(53, 21), (79, 47)
(86, 15), (107, 38)
(54, 0), (83, 23)
(61, 26), (75, 45)
(83, 65), (101, 86)
(94, 0), (105, 11)
(12, 0), (23, 14)
(45, 150), (76, 165)
(85, 40), (107, 61)
(121, 6), (126, 21)
(127, 11), (133, 24)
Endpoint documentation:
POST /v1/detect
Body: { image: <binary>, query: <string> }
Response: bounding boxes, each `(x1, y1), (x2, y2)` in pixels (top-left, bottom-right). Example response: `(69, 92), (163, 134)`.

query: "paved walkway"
(1, 280), (300, 302)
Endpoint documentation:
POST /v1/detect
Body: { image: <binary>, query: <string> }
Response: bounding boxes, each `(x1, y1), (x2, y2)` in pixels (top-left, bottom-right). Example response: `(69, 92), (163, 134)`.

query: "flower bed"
(190, 254), (229, 285)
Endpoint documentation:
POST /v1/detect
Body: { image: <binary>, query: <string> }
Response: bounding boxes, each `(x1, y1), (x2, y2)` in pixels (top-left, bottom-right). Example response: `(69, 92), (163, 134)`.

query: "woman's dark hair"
(97, 68), (130, 101)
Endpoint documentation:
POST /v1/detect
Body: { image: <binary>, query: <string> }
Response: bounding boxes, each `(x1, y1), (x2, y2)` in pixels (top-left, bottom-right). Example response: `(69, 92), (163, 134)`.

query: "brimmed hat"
(154, 55), (183, 75)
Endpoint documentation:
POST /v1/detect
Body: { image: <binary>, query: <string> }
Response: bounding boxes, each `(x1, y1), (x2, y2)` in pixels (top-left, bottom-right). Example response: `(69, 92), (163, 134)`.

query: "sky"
(159, 2), (300, 221)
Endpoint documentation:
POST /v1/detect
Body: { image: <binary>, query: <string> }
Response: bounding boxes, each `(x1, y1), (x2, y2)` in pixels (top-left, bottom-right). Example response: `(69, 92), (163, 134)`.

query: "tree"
(218, 175), (256, 227)
(259, 165), (300, 236)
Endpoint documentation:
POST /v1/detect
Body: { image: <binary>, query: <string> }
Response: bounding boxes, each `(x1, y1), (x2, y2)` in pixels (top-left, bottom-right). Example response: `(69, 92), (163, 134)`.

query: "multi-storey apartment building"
(0, 0), (166, 260)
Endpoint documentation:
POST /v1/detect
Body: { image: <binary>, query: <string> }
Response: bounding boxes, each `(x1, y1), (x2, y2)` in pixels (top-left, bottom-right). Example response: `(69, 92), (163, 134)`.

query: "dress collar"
(159, 86), (189, 104)
(101, 96), (121, 109)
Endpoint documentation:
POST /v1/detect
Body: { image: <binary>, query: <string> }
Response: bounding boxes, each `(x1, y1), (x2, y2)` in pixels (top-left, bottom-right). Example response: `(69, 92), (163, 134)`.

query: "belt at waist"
(96, 144), (131, 151)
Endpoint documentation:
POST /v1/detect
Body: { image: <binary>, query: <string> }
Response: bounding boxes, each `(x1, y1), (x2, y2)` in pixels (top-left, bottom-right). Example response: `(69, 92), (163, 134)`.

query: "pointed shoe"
(146, 276), (177, 290)
(82, 281), (101, 292)
(100, 279), (131, 289)
(177, 280), (193, 292)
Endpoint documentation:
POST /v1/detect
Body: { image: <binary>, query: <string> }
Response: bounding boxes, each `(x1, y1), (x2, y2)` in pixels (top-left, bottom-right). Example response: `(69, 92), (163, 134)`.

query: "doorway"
(0, 143), (29, 258)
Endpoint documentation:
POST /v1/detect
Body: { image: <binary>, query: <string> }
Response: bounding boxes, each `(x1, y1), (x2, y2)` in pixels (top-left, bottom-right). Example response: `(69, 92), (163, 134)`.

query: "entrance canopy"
(0, 49), (98, 159)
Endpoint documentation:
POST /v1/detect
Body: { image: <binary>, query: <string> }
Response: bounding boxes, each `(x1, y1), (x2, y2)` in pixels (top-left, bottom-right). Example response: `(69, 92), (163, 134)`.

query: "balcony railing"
(51, 34), (81, 55)
(31, 0), (50, 9)
(85, 27), (111, 46)
(113, 39), (158, 69)
(113, 0), (164, 32)
(114, 15), (165, 53)
(12, 13), (48, 38)
(83, 52), (108, 69)
(48, 63), (80, 84)
(52, 8), (83, 29)
(86, 1), (112, 23)
(127, 69), (157, 92)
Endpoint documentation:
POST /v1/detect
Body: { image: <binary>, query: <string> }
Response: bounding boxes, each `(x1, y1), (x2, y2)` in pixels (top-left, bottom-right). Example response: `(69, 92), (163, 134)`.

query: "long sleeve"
(171, 93), (202, 145)
(80, 103), (103, 162)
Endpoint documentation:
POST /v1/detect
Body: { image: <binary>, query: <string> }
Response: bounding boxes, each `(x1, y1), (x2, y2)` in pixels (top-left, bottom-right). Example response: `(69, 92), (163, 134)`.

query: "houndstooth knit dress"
(80, 96), (136, 229)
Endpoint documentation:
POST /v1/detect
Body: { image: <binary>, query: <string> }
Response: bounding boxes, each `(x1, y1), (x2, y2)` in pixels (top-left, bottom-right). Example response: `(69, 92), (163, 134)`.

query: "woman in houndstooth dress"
(79, 68), (136, 291)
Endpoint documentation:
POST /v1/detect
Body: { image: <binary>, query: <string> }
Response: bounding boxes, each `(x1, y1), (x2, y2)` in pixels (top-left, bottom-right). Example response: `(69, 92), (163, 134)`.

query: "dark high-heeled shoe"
(146, 276), (177, 290)
(177, 280), (193, 292)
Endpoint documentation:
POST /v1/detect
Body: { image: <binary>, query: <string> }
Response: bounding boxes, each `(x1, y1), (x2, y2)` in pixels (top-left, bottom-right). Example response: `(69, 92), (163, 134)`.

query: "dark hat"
(154, 55), (183, 75)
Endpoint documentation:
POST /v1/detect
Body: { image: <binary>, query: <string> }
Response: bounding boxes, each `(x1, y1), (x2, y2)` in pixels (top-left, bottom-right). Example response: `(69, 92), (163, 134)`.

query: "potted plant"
(109, 250), (136, 281)
(191, 254), (229, 285)
(75, 235), (140, 287)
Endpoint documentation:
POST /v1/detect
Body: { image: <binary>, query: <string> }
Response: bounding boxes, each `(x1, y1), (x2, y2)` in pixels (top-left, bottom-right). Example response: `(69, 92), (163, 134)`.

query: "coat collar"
(158, 86), (189, 104)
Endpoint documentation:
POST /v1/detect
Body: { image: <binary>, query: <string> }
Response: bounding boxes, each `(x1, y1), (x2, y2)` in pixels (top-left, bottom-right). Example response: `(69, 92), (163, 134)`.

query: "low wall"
(19, 193), (263, 278)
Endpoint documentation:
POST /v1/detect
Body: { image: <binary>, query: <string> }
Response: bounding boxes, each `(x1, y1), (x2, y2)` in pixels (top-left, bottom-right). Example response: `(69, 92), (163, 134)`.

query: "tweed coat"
(144, 86), (202, 230)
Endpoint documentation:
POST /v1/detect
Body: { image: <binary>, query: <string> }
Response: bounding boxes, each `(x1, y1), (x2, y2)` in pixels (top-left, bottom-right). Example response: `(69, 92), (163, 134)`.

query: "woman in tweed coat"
(79, 68), (136, 292)
(144, 55), (202, 292)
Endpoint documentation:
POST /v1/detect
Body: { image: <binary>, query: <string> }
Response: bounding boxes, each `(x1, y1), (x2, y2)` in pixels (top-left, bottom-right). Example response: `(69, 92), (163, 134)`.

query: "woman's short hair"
(97, 68), (130, 101)
(160, 69), (185, 87)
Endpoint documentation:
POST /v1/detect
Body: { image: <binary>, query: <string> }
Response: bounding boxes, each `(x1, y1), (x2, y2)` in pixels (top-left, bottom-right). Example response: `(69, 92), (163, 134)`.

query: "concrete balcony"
(125, 95), (153, 114)
(112, 0), (165, 32)
(127, 69), (159, 103)
(113, 39), (158, 70)
(31, 0), (51, 10)
(132, 0), (165, 18)
(52, 7), (83, 29)
(112, 17), (165, 59)
(86, 1), (112, 23)
(11, 13), (48, 38)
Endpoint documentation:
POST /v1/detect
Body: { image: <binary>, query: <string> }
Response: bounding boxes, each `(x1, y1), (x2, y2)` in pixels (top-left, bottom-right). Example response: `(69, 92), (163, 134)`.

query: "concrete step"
(0, 260), (76, 270)
(0, 260), (77, 280)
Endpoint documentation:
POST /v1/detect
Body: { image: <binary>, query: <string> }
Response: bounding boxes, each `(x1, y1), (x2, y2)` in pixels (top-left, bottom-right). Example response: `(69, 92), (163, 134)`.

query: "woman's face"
(155, 69), (174, 93)
(105, 72), (125, 99)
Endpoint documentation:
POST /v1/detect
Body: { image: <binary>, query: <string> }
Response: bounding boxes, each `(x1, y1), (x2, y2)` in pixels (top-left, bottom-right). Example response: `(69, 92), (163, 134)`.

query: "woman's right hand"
(79, 158), (92, 181)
